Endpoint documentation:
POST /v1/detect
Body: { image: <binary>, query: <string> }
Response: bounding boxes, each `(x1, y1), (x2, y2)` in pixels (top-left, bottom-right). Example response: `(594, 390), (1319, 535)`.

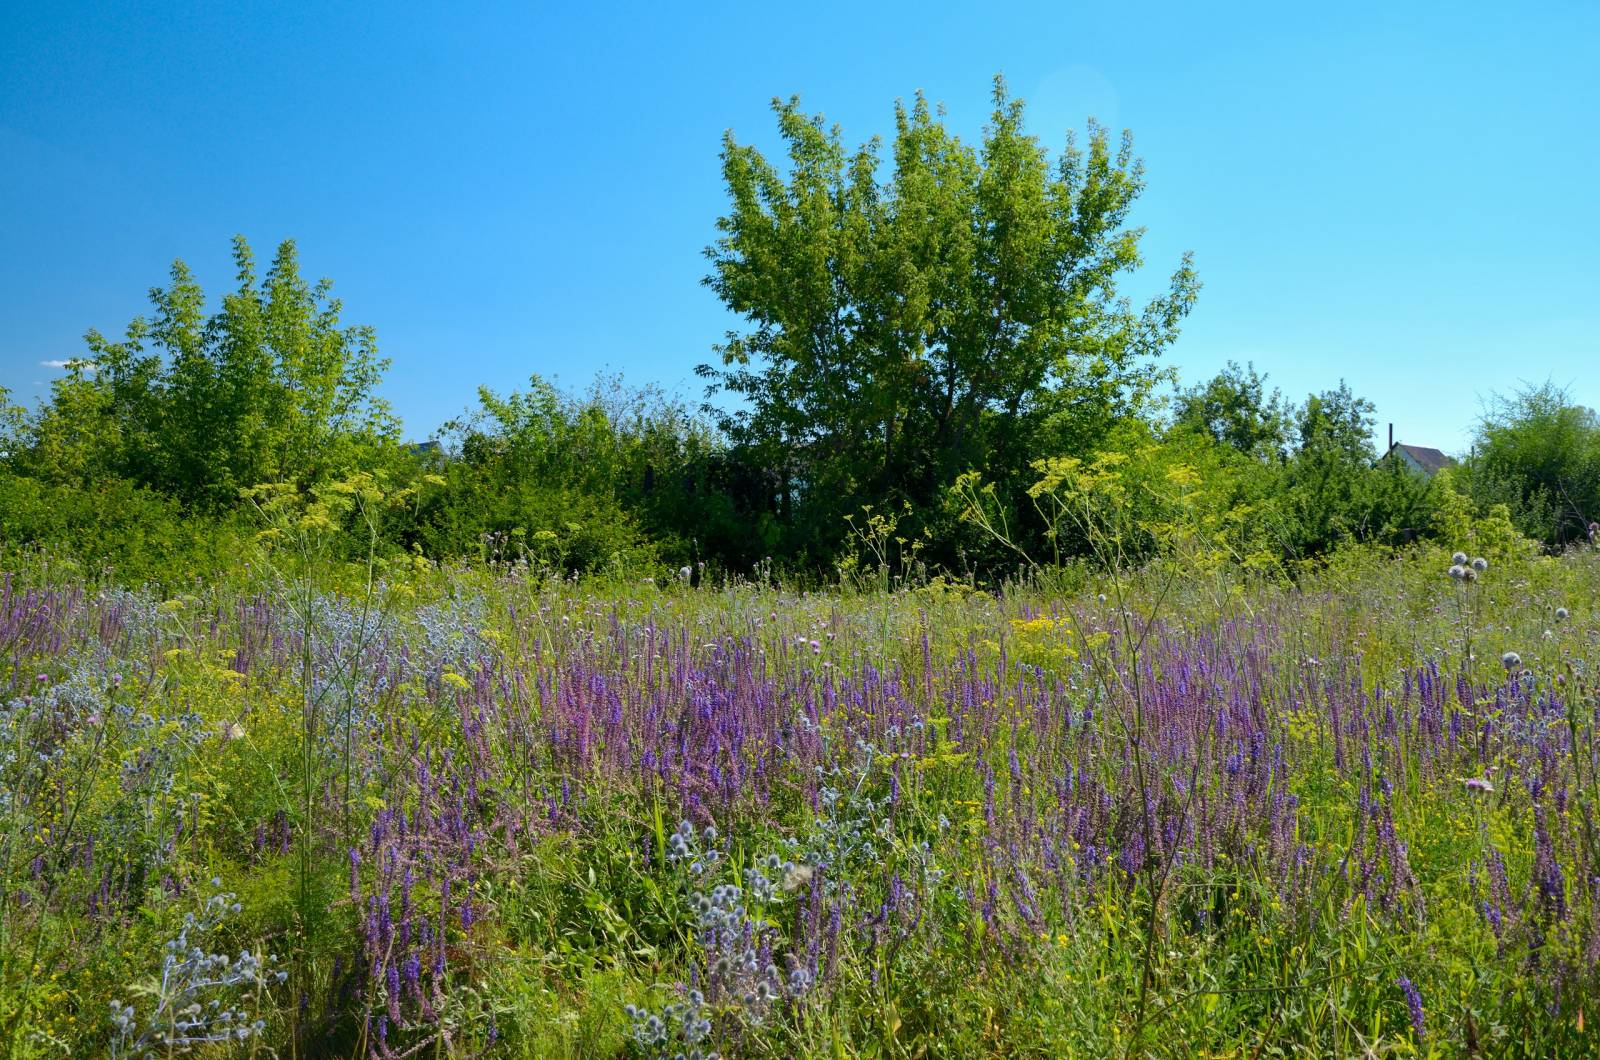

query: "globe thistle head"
(1452, 551), (1469, 566)
(1448, 565), (1466, 580)
(1462, 566), (1478, 582)
(1501, 651), (1521, 670)
(1555, 606), (1569, 621)
(1471, 557), (1488, 572)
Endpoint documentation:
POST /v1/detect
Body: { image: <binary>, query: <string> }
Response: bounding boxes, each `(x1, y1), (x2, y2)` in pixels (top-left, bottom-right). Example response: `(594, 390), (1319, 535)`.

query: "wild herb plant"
(107, 879), (283, 1058)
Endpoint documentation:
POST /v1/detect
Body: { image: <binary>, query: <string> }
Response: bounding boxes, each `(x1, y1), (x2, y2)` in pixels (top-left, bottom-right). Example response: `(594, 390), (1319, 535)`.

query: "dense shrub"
(0, 474), (250, 584)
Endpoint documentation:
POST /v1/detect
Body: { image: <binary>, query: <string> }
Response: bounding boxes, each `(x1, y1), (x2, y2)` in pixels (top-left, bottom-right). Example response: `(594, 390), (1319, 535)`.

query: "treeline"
(2, 82), (1596, 583)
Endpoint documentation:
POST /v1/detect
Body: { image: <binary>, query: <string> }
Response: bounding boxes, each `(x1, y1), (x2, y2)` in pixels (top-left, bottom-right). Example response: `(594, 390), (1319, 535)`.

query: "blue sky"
(2, 1), (1595, 452)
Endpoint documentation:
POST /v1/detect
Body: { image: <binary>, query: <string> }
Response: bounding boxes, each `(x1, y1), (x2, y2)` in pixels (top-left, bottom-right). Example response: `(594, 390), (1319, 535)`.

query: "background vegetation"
(3, 81), (1596, 587)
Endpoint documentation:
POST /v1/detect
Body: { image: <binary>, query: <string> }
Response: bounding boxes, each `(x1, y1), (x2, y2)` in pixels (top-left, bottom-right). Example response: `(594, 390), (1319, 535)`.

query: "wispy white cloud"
(40, 358), (95, 373)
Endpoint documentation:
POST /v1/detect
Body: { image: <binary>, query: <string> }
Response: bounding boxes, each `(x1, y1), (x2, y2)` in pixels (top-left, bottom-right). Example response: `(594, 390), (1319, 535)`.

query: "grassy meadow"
(1, 531), (1597, 1059)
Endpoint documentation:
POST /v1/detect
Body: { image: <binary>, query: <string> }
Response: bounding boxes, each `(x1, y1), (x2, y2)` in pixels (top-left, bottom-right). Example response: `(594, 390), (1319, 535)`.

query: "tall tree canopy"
(699, 78), (1199, 562)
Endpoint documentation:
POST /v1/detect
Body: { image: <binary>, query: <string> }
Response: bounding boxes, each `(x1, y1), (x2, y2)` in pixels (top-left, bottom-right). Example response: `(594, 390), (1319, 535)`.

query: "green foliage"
(0, 474), (249, 585)
(405, 375), (751, 573)
(700, 77), (1199, 566)
(1430, 471), (1540, 564)
(955, 383), (1467, 577)
(1173, 359), (1290, 460)
(11, 237), (397, 508)
(956, 418), (1280, 576)
(0, 95), (1587, 585)
(1459, 382), (1600, 548)
(1277, 381), (1386, 555)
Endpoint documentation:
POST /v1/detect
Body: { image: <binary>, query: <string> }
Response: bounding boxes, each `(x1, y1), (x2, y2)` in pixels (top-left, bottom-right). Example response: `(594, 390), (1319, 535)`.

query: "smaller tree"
(1276, 382), (1379, 556)
(1293, 380), (1375, 464)
(1465, 382), (1599, 546)
(1172, 361), (1289, 460)
(11, 237), (397, 507)
(413, 375), (740, 572)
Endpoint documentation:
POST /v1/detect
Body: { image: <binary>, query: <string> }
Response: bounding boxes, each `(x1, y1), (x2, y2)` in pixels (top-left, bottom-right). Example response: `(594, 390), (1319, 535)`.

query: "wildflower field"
(2, 538), (1599, 1058)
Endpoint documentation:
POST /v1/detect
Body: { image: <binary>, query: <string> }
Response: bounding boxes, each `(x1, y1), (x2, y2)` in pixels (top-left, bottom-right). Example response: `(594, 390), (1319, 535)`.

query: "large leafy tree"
(700, 78), (1199, 563)
(15, 237), (396, 506)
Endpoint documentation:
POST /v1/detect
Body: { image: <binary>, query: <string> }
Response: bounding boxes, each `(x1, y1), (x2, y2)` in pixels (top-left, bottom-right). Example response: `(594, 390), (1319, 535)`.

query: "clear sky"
(2, 1), (1596, 452)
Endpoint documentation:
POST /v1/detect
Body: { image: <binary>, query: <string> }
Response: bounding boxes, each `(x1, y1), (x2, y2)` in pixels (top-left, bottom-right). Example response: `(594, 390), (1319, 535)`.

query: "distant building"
(1380, 425), (1455, 476)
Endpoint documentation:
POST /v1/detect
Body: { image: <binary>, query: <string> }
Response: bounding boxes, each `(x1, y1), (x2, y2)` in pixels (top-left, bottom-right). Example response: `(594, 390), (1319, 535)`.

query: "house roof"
(1386, 443), (1455, 475)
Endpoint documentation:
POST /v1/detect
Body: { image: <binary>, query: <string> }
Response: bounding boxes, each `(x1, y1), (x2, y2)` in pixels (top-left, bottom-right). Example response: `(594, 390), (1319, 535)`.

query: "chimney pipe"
(1388, 423), (1394, 451)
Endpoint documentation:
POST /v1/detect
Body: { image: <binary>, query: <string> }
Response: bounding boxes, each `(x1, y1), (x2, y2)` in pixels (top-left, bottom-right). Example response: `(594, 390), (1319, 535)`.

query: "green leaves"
(1463, 382), (1600, 547)
(700, 78), (1198, 568)
(14, 236), (397, 510)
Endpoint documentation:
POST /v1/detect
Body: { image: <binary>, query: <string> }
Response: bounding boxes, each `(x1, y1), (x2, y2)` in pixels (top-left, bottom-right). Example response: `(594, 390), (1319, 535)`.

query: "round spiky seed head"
(1501, 651), (1521, 669)
(1452, 551), (1469, 565)
(1471, 557), (1488, 572)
